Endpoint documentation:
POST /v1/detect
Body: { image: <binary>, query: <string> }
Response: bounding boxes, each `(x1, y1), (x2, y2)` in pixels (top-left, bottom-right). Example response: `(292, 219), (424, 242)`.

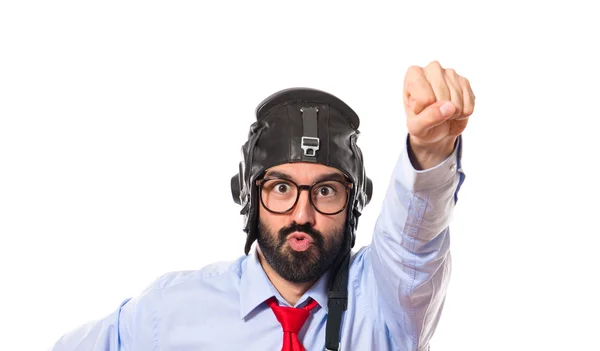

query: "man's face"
(257, 162), (349, 283)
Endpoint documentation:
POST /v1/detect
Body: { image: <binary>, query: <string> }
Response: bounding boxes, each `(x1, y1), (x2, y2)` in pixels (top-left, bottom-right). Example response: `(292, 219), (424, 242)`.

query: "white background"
(1, 1), (599, 350)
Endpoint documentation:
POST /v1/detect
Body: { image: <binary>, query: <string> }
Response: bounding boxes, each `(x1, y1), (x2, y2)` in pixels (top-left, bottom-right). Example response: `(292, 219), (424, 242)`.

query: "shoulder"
(141, 255), (247, 296)
(350, 245), (371, 267)
(348, 245), (374, 285)
(115, 256), (249, 346)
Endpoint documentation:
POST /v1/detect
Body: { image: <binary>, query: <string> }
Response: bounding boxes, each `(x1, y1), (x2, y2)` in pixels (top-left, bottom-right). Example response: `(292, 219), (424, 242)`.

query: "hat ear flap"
(365, 177), (373, 205)
(231, 160), (247, 205)
(230, 173), (241, 205)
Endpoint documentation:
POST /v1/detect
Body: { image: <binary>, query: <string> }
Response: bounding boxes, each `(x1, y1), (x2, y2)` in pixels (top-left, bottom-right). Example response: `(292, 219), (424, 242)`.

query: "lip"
(287, 231), (313, 241)
(286, 231), (314, 252)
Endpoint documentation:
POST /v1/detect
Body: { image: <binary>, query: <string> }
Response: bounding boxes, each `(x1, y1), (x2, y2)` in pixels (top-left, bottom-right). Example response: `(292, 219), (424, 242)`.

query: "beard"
(257, 219), (344, 283)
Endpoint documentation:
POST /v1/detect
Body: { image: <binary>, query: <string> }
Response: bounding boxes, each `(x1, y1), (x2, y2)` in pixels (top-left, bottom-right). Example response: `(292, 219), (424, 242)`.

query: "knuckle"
(424, 61), (443, 75)
(416, 94), (436, 106)
(460, 76), (472, 87)
(462, 104), (475, 117)
(428, 60), (442, 68)
(406, 65), (423, 78)
(453, 97), (464, 109)
(452, 85), (464, 98)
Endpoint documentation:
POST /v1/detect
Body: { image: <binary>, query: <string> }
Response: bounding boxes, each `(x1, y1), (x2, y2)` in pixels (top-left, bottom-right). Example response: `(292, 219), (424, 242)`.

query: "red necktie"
(266, 296), (319, 351)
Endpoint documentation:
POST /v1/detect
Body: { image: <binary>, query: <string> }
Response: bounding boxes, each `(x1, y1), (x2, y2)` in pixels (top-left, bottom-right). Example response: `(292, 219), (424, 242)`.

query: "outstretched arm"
(50, 298), (132, 351)
(50, 285), (158, 350)
(368, 61), (474, 350)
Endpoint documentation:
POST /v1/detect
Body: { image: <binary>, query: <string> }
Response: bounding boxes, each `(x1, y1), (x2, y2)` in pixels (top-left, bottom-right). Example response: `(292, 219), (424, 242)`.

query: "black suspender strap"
(325, 253), (349, 351)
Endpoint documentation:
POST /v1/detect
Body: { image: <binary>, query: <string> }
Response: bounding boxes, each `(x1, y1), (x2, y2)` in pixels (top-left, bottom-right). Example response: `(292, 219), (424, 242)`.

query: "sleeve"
(50, 292), (157, 351)
(367, 134), (464, 351)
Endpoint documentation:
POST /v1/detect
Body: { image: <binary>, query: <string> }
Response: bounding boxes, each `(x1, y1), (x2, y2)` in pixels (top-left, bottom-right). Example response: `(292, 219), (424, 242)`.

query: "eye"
(316, 185), (336, 197)
(273, 182), (293, 194)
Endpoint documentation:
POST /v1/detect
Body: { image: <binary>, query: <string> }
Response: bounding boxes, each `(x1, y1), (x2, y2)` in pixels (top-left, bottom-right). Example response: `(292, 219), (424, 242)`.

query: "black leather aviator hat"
(230, 88), (373, 350)
(231, 87), (373, 253)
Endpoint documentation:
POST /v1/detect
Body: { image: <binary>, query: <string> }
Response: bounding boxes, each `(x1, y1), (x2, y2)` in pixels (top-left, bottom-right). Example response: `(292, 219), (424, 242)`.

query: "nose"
(291, 189), (316, 226)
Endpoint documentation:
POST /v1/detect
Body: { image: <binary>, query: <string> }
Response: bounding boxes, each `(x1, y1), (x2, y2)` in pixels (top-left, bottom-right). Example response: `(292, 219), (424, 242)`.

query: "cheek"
(315, 213), (346, 236)
(258, 206), (286, 232)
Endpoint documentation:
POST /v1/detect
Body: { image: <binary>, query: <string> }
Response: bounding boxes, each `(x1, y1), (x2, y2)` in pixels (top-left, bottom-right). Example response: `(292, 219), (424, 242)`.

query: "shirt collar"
(301, 268), (330, 312)
(239, 246), (331, 319)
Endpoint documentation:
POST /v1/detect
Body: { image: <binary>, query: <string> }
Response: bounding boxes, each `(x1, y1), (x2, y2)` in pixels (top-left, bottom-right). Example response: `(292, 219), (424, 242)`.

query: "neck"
(256, 247), (315, 306)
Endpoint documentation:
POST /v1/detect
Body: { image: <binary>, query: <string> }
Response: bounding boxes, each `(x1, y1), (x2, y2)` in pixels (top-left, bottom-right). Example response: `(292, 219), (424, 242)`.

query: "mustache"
(278, 222), (324, 245)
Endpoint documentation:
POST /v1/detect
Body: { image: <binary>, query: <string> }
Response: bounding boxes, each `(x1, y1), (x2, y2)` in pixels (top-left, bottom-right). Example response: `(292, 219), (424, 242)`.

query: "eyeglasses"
(256, 177), (353, 215)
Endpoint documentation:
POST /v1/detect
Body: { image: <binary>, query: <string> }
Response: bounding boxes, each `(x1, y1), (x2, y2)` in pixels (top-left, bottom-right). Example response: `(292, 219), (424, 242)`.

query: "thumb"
(410, 101), (456, 135)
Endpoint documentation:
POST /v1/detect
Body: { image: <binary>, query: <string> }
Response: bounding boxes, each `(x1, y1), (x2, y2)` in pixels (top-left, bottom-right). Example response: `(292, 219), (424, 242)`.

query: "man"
(52, 60), (474, 351)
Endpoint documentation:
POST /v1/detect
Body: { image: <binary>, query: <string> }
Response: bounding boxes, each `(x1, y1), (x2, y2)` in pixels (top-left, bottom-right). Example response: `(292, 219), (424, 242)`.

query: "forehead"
(264, 162), (345, 181)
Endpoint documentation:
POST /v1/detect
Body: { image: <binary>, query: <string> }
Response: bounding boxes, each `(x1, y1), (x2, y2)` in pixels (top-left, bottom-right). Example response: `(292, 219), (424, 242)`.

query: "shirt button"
(450, 164), (457, 172)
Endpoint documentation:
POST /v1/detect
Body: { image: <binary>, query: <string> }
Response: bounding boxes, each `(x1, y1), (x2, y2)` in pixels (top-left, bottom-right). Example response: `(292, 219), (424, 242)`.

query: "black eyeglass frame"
(256, 177), (354, 215)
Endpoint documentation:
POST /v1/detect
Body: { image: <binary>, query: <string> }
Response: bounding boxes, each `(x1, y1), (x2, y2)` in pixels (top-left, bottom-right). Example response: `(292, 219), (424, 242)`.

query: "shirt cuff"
(397, 133), (463, 192)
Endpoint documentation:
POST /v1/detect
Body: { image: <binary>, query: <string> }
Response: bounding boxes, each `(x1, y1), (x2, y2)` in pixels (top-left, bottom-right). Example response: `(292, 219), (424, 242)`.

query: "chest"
(151, 300), (393, 351)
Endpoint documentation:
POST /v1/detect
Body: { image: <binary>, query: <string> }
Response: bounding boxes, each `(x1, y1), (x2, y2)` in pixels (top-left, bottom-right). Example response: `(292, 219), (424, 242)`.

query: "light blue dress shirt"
(51, 135), (464, 351)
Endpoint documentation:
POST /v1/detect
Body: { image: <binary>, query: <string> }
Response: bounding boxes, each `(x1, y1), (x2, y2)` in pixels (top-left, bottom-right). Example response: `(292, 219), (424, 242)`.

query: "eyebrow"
(264, 170), (348, 184)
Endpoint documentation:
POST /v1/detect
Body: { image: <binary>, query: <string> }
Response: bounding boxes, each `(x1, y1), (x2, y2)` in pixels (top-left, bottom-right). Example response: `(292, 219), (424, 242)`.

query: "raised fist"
(404, 61), (475, 147)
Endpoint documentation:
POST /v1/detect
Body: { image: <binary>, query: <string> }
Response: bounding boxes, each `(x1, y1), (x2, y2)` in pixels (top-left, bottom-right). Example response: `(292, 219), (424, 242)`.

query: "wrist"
(408, 135), (457, 170)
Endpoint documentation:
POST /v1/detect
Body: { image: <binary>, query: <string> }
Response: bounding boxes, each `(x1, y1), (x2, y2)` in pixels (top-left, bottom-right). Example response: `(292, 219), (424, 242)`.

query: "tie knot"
(266, 297), (318, 334)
